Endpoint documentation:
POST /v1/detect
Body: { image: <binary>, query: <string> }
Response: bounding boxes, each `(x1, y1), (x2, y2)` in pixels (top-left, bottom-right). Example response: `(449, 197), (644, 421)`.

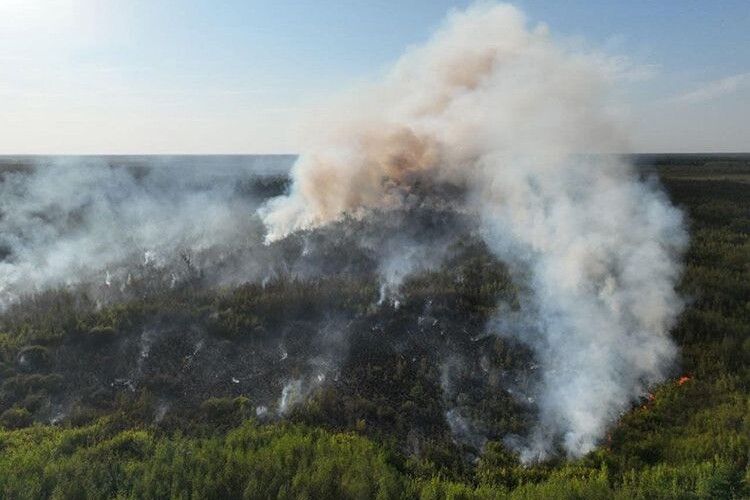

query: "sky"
(0, 0), (747, 154)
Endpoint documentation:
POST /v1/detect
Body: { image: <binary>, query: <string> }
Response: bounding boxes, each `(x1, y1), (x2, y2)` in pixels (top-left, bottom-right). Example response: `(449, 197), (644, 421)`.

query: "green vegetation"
(0, 158), (748, 498)
(0, 417), (744, 499)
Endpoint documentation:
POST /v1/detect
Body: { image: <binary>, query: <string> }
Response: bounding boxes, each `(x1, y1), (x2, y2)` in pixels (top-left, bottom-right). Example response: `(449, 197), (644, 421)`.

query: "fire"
(677, 375), (691, 386)
(647, 392), (656, 401)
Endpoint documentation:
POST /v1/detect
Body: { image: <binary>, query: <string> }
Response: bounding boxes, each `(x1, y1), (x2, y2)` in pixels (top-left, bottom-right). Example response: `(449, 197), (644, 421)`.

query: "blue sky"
(1, 0), (747, 153)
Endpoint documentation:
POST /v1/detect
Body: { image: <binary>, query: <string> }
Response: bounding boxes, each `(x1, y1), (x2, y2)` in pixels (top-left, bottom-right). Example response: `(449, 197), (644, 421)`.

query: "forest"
(0, 154), (748, 499)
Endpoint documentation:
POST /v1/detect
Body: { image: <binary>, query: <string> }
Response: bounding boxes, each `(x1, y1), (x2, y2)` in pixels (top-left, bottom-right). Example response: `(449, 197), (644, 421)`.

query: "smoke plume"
(260, 3), (687, 459)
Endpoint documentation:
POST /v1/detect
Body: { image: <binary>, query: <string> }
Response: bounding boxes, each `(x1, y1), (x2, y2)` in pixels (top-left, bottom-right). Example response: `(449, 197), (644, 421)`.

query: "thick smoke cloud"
(260, 3), (687, 459)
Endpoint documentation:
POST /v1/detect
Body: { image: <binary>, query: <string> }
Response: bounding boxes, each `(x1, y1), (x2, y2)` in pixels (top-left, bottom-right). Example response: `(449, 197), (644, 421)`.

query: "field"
(0, 155), (748, 499)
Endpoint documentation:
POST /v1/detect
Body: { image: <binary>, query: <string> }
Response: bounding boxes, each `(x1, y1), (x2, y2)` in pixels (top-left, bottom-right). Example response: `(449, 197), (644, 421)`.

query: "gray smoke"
(260, 2), (687, 459)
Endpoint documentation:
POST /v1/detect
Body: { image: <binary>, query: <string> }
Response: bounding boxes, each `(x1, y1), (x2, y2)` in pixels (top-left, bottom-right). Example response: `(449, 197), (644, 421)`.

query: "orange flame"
(677, 375), (691, 386)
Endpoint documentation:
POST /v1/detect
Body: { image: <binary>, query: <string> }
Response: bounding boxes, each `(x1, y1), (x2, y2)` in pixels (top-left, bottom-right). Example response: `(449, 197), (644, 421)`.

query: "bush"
(0, 407), (32, 429)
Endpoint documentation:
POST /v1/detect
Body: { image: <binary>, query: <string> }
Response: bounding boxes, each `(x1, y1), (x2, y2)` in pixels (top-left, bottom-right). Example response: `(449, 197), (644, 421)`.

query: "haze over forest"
(0, 2), (748, 499)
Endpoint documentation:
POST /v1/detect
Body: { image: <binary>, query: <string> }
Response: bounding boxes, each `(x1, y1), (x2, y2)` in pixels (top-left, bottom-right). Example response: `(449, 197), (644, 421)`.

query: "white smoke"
(0, 156), (292, 307)
(276, 374), (327, 416)
(277, 379), (304, 415)
(260, 2), (686, 459)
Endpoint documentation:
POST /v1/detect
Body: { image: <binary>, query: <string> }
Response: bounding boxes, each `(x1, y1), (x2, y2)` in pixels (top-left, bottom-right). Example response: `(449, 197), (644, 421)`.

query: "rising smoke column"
(260, 3), (687, 459)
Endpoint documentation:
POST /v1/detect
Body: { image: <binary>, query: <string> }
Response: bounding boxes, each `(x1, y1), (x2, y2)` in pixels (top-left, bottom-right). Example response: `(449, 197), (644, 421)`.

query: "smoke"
(260, 2), (687, 459)
(0, 155), (292, 307)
